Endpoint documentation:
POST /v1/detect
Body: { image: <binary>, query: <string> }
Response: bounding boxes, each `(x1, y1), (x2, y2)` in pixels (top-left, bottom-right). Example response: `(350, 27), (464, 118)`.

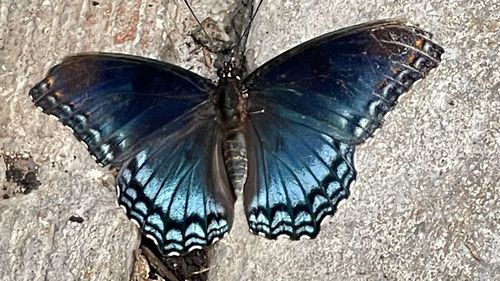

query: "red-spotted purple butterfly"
(29, 18), (443, 256)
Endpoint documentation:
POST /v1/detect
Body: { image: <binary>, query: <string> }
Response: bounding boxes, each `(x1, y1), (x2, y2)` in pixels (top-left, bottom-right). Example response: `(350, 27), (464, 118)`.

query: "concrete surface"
(0, 0), (498, 281)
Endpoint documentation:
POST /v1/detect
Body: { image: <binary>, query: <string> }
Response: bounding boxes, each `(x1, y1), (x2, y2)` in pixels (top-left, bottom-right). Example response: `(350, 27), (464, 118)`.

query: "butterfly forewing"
(245, 20), (444, 145)
(29, 54), (213, 167)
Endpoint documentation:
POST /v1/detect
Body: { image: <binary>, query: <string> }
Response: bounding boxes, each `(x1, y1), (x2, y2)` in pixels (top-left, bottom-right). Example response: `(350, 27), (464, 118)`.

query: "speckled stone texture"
(0, 0), (498, 281)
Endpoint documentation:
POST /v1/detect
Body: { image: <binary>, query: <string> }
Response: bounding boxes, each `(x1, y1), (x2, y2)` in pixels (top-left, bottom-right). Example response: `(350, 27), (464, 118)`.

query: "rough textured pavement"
(0, 0), (498, 280)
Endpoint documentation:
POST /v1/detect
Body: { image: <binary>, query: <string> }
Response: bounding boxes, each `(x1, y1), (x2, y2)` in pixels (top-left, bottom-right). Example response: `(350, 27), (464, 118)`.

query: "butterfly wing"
(242, 20), (443, 238)
(245, 20), (444, 145)
(29, 54), (235, 255)
(245, 113), (356, 239)
(117, 105), (235, 255)
(29, 53), (213, 167)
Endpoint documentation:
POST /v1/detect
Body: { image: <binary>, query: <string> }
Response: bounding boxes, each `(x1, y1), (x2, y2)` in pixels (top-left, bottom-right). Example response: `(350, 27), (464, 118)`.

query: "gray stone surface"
(0, 0), (498, 281)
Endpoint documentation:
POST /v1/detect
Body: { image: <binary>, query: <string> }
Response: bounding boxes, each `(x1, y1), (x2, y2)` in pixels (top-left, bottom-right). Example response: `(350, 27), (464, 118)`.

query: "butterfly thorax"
(214, 71), (249, 193)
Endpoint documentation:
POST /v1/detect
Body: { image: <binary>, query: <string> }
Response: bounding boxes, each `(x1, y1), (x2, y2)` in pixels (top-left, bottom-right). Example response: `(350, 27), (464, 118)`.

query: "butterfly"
(29, 19), (443, 256)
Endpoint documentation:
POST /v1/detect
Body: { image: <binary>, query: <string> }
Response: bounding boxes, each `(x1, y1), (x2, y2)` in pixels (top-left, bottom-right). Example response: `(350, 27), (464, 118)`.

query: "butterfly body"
(214, 71), (250, 193)
(29, 20), (443, 256)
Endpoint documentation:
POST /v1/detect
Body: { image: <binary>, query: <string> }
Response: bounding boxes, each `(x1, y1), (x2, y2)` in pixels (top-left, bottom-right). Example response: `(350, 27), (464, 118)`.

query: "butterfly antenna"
(234, 0), (264, 56)
(183, 0), (211, 40)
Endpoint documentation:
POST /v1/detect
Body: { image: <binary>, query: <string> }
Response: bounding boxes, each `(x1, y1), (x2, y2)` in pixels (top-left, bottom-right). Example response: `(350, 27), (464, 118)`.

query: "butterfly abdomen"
(223, 130), (248, 193)
(215, 77), (249, 193)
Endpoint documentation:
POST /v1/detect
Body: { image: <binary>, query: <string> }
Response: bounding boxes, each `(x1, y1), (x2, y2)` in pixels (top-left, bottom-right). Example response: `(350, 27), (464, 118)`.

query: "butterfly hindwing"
(244, 107), (356, 238)
(29, 53), (214, 166)
(242, 20), (443, 239)
(117, 107), (236, 255)
(245, 20), (444, 145)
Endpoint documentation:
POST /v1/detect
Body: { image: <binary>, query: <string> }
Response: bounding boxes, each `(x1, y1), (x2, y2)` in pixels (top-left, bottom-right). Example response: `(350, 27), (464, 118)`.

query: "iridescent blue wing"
(29, 53), (213, 167)
(242, 20), (443, 238)
(29, 54), (235, 255)
(244, 115), (356, 239)
(116, 105), (235, 255)
(245, 20), (444, 145)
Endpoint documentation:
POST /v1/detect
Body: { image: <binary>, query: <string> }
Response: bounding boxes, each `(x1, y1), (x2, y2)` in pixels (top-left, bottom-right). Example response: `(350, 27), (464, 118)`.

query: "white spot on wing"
(381, 82), (395, 99)
(46, 95), (56, 105)
(368, 100), (383, 117)
(414, 57), (426, 69)
(145, 233), (159, 247)
(130, 218), (141, 228)
(88, 128), (101, 142)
